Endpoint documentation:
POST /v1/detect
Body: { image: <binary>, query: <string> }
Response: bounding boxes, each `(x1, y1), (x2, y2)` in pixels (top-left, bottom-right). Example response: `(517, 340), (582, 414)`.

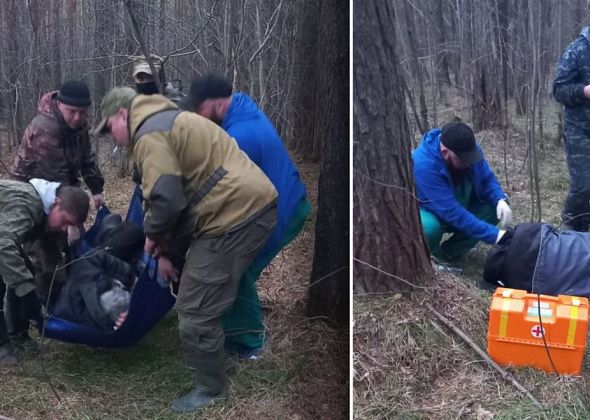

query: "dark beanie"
(179, 74), (232, 111)
(56, 81), (91, 107)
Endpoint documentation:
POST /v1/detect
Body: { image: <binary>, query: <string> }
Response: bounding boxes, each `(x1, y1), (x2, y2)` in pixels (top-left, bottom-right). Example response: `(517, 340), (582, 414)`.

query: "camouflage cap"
(131, 54), (163, 77)
(93, 87), (137, 135)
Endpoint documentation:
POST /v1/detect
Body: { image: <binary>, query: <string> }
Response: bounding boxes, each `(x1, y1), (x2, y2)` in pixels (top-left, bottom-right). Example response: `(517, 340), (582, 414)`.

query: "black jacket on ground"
(484, 223), (590, 298)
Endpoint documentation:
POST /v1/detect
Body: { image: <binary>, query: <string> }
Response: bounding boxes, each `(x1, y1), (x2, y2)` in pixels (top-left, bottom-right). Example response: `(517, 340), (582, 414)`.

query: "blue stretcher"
(41, 185), (176, 348)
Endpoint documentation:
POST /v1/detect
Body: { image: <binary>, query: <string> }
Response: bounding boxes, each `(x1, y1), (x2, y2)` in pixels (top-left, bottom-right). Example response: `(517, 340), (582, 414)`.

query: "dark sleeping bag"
(484, 223), (590, 297)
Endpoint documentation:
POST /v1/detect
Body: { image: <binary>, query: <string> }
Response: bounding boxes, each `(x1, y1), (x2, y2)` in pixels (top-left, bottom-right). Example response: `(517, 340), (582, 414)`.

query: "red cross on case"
(531, 325), (544, 338)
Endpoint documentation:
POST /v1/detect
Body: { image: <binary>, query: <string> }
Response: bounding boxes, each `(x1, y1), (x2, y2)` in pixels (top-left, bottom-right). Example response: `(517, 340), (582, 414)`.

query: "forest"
(0, 1), (348, 418)
(355, 0), (590, 418)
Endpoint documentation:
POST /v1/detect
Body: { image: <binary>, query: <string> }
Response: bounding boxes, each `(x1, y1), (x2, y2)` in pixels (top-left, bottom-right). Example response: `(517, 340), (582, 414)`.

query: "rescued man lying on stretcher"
(51, 214), (145, 331)
(483, 223), (590, 297)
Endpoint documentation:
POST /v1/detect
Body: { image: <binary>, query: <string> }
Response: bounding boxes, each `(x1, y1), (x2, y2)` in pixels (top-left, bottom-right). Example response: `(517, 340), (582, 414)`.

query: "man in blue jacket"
(180, 74), (310, 359)
(413, 122), (512, 260)
(553, 27), (590, 231)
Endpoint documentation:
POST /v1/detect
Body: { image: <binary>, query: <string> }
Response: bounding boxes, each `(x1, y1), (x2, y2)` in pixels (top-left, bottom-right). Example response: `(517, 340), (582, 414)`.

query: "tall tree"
(353, 0), (432, 293)
(290, 0), (319, 158)
(307, 0), (348, 326)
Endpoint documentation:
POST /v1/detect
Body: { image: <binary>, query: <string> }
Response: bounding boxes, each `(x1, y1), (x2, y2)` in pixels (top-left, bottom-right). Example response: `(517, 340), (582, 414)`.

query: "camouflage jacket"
(9, 91), (105, 194)
(553, 27), (590, 131)
(0, 180), (60, 298)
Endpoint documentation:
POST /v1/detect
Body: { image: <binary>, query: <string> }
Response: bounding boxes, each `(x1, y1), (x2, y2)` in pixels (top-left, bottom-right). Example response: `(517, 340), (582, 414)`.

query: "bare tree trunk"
(354, 0), (432, 294)
(291, 0), (319, 159)
(307, 0), (348, 325)
(401, 0), (428, 133)
(527, 0), (542, 222)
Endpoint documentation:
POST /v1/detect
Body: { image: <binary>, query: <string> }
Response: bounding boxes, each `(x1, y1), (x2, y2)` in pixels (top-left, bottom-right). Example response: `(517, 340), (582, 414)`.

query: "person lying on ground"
(484, 223), (590, 298)
(0, 179), (89, 366)
(413, 121), (513, 261)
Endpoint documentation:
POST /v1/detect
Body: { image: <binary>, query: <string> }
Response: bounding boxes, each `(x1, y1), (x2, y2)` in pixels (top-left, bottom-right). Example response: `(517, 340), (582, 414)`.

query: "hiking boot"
(170, 349), (227, 413)
(236, 345), (263, 361)
(170, 388), (225, 413)
(0, 342), (17, 366)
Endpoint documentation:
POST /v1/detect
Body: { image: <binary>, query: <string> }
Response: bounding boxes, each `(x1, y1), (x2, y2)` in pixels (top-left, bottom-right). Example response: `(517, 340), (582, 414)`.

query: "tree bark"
(353, 0), (432, 294)
(290, 0), (319, 159)
(307, 0), (348, 326)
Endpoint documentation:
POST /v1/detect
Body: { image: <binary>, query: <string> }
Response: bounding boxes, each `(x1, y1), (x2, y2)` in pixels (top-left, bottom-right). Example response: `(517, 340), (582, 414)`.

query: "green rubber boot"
(170, 350), (227, 413)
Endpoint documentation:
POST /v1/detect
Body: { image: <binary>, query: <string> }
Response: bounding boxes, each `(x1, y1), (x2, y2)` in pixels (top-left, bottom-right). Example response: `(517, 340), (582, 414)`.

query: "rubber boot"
(5, 289), (42, 353)
(0, 326), (17, 365)
(170, 349), (227, 413)
(0, 289), (17, 366)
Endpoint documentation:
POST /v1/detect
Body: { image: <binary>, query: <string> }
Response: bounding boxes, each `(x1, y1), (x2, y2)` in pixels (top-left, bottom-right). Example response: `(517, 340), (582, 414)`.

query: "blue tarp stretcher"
(41, 185), (176, 348)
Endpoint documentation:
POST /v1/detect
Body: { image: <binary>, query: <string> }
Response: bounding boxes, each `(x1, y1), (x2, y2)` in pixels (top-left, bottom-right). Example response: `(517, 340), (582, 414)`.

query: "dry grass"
(355, 94), (590, 418)
(0, 145), (348, 419)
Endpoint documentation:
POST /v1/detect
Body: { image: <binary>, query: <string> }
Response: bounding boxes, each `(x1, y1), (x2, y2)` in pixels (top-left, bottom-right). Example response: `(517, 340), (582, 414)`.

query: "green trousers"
(420, 179), (498, 260)
(222, 199), (311, 351)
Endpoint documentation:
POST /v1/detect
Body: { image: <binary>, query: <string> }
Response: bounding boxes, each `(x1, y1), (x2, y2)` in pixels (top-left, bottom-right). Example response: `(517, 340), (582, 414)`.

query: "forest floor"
(0, 145), (348, 419)
(354, 95), (590, 419)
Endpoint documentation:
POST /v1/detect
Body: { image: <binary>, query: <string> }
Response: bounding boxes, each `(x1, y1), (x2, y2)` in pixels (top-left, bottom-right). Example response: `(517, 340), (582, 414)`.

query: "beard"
(135, 81), (159, 95)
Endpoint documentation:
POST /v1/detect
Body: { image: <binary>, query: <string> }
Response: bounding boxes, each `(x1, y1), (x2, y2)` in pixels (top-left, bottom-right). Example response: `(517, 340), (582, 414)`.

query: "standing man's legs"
(171, 205), (277, 413)
(222, 199), (310, 356)
(562, 125), (590, 231)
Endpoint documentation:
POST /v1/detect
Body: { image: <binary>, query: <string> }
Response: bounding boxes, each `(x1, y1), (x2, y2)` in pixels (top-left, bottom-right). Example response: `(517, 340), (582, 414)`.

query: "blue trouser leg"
(562, 124), (590, 230)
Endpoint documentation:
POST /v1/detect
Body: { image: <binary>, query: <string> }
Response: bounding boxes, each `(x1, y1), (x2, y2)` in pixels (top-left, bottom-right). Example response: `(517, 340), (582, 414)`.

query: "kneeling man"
(413, 122), (512, 260)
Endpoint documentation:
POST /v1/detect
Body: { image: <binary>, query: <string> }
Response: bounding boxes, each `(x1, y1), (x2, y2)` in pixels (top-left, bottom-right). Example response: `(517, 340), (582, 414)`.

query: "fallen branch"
(425, 303), (544, 410)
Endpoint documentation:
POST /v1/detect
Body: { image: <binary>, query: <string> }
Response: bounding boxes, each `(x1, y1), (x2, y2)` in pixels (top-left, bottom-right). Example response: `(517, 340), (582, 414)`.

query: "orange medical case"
(487, 288), (588, 375)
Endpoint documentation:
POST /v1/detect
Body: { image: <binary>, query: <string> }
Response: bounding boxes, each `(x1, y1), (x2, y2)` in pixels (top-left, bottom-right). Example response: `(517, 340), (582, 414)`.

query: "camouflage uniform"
(9, 91), (104, 195)
(0, 180), (60, 347)
(553, 27), (590, 231)
(7, 91), (101, 340)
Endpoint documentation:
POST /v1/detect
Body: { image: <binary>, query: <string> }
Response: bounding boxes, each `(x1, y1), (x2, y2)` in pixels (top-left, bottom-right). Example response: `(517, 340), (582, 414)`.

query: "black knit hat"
(56, 80), (91, 107)
(179, 74), (232, 111)
(440, 122), (482, 165)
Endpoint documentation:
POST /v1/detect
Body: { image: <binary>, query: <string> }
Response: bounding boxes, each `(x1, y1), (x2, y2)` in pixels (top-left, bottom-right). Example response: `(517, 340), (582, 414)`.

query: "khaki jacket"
(129, 94), (277, 239)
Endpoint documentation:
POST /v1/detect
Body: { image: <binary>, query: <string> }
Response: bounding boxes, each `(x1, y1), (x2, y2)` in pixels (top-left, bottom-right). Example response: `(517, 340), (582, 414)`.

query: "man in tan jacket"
(95, 87), (277, 413)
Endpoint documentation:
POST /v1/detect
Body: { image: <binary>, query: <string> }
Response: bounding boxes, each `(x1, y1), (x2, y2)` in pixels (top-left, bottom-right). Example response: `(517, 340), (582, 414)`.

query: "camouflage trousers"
(562, 124), (590, 231)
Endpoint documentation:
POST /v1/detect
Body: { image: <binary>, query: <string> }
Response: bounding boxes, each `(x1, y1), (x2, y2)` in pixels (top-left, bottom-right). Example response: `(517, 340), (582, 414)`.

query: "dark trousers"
(562, 124), (590, 231)
(0, 281), (7, 346)
(175, 205), (277, 369)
